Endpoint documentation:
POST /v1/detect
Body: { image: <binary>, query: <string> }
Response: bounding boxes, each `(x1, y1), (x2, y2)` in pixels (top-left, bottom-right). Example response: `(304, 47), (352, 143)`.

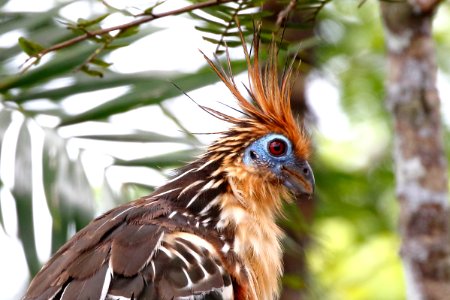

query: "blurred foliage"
(10, 0), (328, 76)
(1, 0), (450, 299)
(307, 2), (400, 298)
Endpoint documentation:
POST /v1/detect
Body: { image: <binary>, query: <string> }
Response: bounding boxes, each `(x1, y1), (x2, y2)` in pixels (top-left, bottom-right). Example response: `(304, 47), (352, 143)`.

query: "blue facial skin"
(243, 133), (294, 178)
(243, 133), (315, 195)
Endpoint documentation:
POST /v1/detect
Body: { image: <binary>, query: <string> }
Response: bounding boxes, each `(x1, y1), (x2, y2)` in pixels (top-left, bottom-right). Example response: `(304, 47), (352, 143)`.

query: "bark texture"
(380, 1), (450, 299)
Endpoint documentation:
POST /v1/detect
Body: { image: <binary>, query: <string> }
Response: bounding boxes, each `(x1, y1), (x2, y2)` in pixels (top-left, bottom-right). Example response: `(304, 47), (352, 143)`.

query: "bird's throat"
(217, 176), (285, 300)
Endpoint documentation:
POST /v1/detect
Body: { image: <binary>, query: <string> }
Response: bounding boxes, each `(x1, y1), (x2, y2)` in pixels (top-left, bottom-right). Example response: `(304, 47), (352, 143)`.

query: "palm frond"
(190, 0), (265, 54)
(190, 0), (331, 53)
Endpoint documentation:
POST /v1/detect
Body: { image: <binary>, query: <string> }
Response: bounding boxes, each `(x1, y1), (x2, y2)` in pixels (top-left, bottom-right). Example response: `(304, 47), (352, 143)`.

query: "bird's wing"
(23, 198), (234, 300)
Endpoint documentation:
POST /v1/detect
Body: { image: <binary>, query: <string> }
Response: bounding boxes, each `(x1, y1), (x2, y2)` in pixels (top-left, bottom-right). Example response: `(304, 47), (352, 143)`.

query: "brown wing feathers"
(25, 197), (235, 300)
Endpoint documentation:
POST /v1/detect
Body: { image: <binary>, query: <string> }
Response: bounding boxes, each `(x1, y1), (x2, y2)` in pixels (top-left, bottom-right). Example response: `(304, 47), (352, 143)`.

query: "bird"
(23, 31), (315, 300)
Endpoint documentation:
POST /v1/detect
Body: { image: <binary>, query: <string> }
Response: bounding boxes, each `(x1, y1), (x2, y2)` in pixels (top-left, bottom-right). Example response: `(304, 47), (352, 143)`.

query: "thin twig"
(276, 0), (297, 28)
(22, 0), (236, 72)
(75, 41), (109, 74)
(214, 0), (245, 54)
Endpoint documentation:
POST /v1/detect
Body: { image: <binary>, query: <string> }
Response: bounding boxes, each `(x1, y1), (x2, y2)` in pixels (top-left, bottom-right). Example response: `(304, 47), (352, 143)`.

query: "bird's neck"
(152, 156), (286, 300)
(217, 167), (286, 300)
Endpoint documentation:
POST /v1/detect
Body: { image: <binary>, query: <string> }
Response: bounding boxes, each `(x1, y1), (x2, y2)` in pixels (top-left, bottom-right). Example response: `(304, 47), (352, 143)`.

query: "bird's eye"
(268, 139), (287, 157)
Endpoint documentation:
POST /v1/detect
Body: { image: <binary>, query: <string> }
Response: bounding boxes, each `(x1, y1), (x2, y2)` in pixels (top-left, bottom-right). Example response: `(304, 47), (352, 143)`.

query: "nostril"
(250, 150), (257, 160)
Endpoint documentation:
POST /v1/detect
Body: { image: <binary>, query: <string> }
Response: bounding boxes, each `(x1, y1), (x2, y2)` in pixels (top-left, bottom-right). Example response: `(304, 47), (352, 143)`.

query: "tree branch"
(21, 0), (236, 71)
(408, 0), (443, 13)
(276, 0), (297, 28)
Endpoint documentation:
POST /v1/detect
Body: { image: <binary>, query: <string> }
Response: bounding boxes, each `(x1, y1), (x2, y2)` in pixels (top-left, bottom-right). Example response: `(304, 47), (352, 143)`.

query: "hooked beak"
(282, 160), (315, 196)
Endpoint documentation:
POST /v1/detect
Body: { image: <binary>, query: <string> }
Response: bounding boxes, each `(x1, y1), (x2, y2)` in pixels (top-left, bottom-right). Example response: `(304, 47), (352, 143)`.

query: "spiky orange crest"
(202, 31), (310, 161)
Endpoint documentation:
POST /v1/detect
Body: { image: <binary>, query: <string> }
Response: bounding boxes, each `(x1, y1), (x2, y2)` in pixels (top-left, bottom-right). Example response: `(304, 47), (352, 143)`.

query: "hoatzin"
(23, 33), (315, 300)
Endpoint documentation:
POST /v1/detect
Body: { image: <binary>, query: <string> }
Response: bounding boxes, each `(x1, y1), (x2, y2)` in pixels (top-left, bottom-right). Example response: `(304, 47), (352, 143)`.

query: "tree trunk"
(380, 1), (450, 299)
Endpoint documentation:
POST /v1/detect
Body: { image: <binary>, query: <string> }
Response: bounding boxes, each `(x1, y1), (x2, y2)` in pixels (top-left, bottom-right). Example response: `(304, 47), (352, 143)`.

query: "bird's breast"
(217, 193), (284, 300)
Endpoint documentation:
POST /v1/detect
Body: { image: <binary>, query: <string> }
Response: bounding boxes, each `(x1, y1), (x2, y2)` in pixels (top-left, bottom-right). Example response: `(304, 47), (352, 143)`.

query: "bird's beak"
(282, 160), (315, 196)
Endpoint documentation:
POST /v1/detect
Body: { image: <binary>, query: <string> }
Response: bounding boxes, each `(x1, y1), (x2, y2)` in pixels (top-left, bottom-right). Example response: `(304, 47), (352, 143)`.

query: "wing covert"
(23, 198), (234, 300)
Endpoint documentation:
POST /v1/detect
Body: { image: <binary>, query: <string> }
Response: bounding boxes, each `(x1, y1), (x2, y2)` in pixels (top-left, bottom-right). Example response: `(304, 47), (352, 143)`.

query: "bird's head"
(202, 32), (314, 206)
(242, 132), (314, 196)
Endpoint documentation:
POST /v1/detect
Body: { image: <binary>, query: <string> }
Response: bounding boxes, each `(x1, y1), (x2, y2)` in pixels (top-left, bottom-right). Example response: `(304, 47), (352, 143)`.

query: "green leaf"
(0, 3), (70, 37)
(90, 58), (113, 68)
(202, 6), (236, 20)
(0, 24), (73, 64)
(0, 109), (12, 231)
(75, 130), (198, 145)
(9, 72), (153, 103)
(42, 130), (94, 253)
(0, 43), (98, 93)
(104, 42), (130, 50)
(189, 11), (226, 28)
(18, 37), (45, 57)
(195, 25), (228, 35)
(0, 26), (161, 94)
(202, 36), (242, 48)
(0, 179), (3, 230)
(113, 149), (199, 168)
(81, 65), (104, 78)
(143, 0), (167, 15)
(58, 60), (247, 126)
(116, 26), (140, 39)
(159, 103), (199, 144)
(11, 121), (41, 276)
(76, 13), (110, 28)
(0, 109), (12, 148)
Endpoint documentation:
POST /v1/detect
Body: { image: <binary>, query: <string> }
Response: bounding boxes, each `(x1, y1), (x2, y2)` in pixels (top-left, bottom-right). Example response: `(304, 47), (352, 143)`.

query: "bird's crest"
(201, 30), (310, 160)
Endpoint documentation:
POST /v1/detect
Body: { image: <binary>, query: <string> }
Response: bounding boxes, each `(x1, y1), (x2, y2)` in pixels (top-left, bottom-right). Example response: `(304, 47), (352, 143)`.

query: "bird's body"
(23, 33), (314, 300)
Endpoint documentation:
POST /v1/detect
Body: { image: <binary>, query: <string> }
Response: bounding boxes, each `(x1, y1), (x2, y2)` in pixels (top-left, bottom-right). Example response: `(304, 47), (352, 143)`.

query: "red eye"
(268, 139), (287, 156)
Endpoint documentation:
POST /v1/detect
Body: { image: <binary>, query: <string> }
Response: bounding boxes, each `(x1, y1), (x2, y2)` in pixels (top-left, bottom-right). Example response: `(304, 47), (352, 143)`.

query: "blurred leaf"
(202, 36), (242, 48)
(18, 37), (44, 57)
(143, 0), (167, 15)
(0, 25), (71, 64)
(159, 103), (199, 144)
(42, 130), (94, 253)
(1, 26), (161, 94)
(10, 121), (40, 276)
(0, 179), (3, 229)
(58, 60), (247, 126)
(0, 4), (69, 36)
(0, 109), (12, 230)
(113, 149), (199, 168)
(75, 130), (198, 145)
(80, 64), (104, 78)
(194, 25), (229, 35)
(9, 71), (178, 103)
(116, 26), (139, 39)
(313, 159), (395, 241)
(121, 181), (155, 203)
(190, 1), (260, 53)
(91, 58), (112, 68)
(76, 13), (110, 28)
(0, 43), (97, 93)
(282, 273), (305, 290)
(104, 42), (129, 50)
